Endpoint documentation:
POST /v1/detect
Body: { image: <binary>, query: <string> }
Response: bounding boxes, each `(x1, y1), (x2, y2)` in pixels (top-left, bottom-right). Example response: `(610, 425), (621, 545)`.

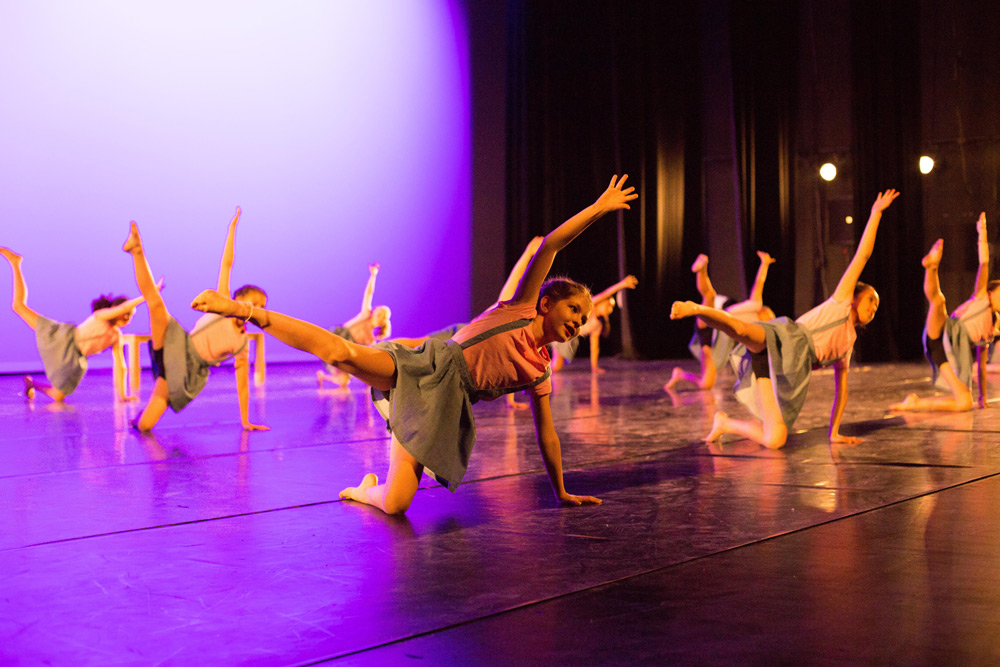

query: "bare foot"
(757, 251), (775, 265)
(122, 221), (142, 254)
(691, 254), (709, 273)
(922, 239), (943, 268)
(23, 376), (35, 400)
(670, 301), (699, 320)
(339, 473), (378, 503)
(316, 370), (326, 388)
(0, 247), (23, 265)
(705, 411), (728, 442)
(190, 289), (248, 318)
(889, 393), (920, 411)
(665, 366), (685, 390)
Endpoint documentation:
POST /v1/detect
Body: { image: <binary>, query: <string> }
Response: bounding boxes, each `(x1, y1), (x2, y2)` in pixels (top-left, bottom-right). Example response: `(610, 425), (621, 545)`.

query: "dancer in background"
(124, 207), (268, 431)
(670, 189), (898, 448)
(191, 175), (637, 514)
(890, 212), (999, 412)
(665, 251), (775, 391)
(551, 275), (638, 373)
(1, 247), (154, 403)
(317, 263), (392, 389)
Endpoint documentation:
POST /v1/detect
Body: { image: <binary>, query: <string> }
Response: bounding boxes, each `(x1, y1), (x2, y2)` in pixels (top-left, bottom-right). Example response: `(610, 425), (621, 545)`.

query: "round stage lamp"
(845, 216), (854, 225)
(919, 156), (935, 174)
(819, 163), (837, 181)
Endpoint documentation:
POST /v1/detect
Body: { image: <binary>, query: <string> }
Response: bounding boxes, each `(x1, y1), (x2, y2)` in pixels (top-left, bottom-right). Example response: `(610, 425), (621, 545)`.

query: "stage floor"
(3, 358), (1000, 665)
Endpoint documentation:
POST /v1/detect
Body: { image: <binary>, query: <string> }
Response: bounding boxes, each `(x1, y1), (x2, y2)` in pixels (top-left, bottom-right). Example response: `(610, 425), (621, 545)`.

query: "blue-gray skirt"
(370, 339), (478, 492)
(924, 318), (981, 391)
(731, 317), (818, 429)
(35, 317), (87, 396)
(150, 317), (210, 412)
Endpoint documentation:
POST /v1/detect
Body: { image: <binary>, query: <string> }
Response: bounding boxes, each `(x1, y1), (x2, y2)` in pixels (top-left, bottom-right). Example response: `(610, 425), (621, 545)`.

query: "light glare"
(919, 156), (935, 174)
(820, 163), (837, 181)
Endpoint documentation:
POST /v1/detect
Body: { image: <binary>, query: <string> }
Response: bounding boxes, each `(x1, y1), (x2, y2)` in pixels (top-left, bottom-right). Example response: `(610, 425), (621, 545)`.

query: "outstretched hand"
(623, 275), (639, 289)
(369, 262), (380, 274)
(871, 189), (900, 213)
(595, 174), (638, 213)
(978, 211), (987, 236)
(155, 276), (166, 293)
(559, 491), (602, 506)
(229, 206), (242, 228)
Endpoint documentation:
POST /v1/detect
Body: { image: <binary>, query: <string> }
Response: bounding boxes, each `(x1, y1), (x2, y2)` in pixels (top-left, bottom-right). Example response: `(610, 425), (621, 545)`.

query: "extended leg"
(134, 378), (170, 432)
(339, 435), (424, 515)
(671, 302), (767, 353)
(192, 290), (397, 392)
(123, 222), (170, 347)
(1, 248), (41, 330)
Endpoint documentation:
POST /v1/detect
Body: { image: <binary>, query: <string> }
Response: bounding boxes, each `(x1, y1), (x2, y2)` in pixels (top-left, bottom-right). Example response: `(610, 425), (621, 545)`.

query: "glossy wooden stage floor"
(4, 359), (1000, 665)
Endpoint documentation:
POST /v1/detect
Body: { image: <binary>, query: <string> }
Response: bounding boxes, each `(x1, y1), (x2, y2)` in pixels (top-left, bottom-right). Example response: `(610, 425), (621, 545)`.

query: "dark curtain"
(851, 0), (924, 361)
(729, 0), (799, 320)
(506, 0), (703, 359)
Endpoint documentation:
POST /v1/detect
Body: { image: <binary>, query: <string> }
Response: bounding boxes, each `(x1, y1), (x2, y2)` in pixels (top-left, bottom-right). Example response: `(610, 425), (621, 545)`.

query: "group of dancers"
(3, 178), (998, 515)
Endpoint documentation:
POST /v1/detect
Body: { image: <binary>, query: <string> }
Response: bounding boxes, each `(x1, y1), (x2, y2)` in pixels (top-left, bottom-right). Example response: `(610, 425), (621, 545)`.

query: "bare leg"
(192, 290), (397, 391)
(339, 435), (424, 515)
(705, 377), (788, 448)
(134, 378), (170, 431)
(123, 222), (170, 347)
(671, 301), (767, 353)
(749, 251), (775, 303)
(317, 369), (350, 390)
(23, 376), (65, 402)
(665, 346), (716, 391)
(890, 240), (973, 412)
(1, 248), (41, 330)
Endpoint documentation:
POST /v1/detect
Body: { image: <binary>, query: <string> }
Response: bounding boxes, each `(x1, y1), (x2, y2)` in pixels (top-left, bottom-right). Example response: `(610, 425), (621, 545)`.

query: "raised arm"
(973, 213), (989, 298)
(216, 207), (241, 297)
(360, 263), (379, 315)
(510, 175), (637, 307)
(94, 277), (165, 321)
(748, 251), (775, 303)
(497, 237), (544, 303)
(529, 392), (601, 506)
(591, 275), (638, 305)
(832, 190), (899, 301)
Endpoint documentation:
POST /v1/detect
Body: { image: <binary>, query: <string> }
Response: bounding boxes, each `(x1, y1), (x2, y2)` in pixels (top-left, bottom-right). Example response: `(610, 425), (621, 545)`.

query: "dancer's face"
(542, 294), (593, 343)
(853, 287), (879, 325)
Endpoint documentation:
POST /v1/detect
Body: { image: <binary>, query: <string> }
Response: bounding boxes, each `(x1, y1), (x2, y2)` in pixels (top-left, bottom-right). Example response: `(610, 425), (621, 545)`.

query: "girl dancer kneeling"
(665, 251), (776, 391)
(1, 247), (152, 403)
(891, 213), (998, 412)
(191, 175), (637, 514)
(123, 207), (268, 431)
(317, 263), (392, 389)
(670, 189), (898, 448)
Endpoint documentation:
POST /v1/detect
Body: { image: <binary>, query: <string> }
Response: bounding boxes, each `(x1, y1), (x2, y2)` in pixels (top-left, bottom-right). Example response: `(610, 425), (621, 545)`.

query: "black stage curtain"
(506, 0), (703, 359)
(729, 0), (799, 321)
(851, 0), (924, 361)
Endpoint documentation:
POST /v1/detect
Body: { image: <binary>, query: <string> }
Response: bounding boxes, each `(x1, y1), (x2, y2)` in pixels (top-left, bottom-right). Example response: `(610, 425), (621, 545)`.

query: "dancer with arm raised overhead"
(191, 175), (637, 514)
(670, 189), (899, 448)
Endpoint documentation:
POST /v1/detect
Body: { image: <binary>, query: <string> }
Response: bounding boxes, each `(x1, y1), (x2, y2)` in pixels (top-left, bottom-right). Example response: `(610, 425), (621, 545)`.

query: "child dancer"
(191, 175), (637, 514)
(123, 207), (268, 431)
(317, 263), (392, 388)
(665, 251), (776, 391)
(550, 275), (638, 373)
(1, 247), (152, 403)
(890, 213), (999, 412)
(670, 189), (899, 448)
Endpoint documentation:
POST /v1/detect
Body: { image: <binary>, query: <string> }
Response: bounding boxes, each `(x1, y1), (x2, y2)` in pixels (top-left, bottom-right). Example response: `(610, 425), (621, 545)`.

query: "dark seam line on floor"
(299, 468), (1000, 665)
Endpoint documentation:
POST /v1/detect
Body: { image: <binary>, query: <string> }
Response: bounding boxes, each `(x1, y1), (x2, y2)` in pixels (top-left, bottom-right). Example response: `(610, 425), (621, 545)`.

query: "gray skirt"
(924, 318), (978, 390)
(152, 317), (210, 412)
(35, 316), (87, 396)
(370, 339), (477, 492)
(731, 317), (818, 429)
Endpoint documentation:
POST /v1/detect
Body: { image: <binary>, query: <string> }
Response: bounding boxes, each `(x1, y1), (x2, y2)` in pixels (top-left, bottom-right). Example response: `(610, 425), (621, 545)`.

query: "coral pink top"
(75, 315), (121, 357)
(726, 299), (764, 322)
(795, 297), (856, 365)
(952, 294), (994, 344)
(190, 314), (248, 364)
(452, 301), (552, 398)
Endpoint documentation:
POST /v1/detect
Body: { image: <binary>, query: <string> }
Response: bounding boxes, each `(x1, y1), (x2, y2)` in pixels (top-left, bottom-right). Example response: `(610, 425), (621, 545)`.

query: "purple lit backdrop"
(0, 1), (470, 372)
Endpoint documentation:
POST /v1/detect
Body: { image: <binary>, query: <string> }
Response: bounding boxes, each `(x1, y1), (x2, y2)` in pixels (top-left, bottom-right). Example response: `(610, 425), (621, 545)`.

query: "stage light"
(919, 156), (935, 174)
(845, 216), (854, 225)
(820, 163), (837, 181)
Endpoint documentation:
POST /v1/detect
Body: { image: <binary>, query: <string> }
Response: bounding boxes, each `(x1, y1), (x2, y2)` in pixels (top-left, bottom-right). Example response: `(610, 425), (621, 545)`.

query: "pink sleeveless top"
(190, 314), (248, 364)
(795, 297), (856, 365)
(452, 301), (552, 398)
(75, 315), (121, 357)
(952, 294), (994, 344)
